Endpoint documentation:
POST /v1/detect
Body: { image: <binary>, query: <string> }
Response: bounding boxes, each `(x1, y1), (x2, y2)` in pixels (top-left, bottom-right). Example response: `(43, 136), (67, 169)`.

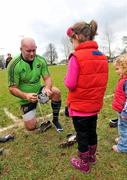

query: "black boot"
(51, 100), (63, 132)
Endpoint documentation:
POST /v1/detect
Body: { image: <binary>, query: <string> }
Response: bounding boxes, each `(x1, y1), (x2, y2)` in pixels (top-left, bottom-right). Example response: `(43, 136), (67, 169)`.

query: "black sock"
(51, 100), (61, 122)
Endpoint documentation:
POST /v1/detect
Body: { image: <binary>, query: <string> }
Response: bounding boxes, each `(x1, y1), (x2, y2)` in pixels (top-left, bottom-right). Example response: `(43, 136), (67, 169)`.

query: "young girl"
(112, 54), (127, 153)
(64, 20), (108, 173)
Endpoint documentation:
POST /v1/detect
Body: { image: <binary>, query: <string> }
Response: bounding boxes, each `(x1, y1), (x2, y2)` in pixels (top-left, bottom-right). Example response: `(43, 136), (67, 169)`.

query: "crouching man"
(8, 37), (63, 132)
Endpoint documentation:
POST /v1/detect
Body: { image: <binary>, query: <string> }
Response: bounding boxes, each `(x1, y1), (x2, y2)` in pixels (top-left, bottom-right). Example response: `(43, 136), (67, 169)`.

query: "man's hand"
(9, 86), (37, 102)
(25, 93), (37, 103)
(44, 87), (53, 97)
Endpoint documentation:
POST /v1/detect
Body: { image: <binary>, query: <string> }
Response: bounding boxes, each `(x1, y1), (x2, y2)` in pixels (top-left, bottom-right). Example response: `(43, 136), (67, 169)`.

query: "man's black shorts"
(20, 103), (37, 114)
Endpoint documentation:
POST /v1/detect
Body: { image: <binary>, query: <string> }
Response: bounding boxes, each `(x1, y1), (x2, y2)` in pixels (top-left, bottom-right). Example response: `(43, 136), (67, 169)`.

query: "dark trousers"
(72, 115), (97, 153)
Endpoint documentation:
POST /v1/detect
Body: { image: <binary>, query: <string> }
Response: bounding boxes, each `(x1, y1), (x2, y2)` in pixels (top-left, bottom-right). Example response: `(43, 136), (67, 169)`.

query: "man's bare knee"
(51, 87), (61, 101)
(24, 119), (37, 131)
(22, 109), (37, 130)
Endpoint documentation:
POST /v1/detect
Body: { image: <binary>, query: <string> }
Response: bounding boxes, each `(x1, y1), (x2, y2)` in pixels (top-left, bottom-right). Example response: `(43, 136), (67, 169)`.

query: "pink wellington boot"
(89, 145), (97, 165)
(70, 151), (90, 174)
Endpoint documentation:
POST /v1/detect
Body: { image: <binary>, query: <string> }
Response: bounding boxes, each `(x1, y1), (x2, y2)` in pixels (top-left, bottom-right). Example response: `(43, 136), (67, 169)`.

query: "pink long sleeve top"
(64, 55), (97, 117)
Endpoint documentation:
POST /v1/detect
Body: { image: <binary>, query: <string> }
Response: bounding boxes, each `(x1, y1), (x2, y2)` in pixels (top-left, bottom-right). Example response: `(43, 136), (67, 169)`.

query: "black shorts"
(20, 102), (37, 114)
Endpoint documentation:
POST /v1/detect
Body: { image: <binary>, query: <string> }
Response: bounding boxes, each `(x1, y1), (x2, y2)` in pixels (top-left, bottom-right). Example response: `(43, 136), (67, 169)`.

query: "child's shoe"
(115, 137), (120, 144)
(112, 145), (120, 153)
(70, 151), (90, 174)
(89, 145), (97, 165)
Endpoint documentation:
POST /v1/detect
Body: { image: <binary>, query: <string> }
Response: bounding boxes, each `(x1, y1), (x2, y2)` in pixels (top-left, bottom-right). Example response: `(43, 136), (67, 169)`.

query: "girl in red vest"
(112, 54), (127, 153)
(64, 20), (108, 173)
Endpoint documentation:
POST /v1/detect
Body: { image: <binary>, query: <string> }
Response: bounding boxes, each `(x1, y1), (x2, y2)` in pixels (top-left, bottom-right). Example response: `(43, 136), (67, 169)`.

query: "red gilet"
(67, 41), (108, 113)
(112, 77), (127, 112)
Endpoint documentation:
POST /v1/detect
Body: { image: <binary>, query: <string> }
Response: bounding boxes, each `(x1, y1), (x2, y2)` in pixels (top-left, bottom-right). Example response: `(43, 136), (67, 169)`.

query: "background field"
(0, 64), (127, 180)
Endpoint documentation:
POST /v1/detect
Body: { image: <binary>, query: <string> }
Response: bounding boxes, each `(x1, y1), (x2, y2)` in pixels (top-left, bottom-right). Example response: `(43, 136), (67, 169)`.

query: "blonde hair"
(114, 53), (127, 75)
(72, 20), (98, 42)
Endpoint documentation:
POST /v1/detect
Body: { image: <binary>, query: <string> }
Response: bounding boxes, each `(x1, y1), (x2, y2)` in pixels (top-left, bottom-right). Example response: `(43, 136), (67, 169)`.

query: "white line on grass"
(0, 122), (23, 133)
(1, 94), (113, 133)
(3, 108), (19, 122)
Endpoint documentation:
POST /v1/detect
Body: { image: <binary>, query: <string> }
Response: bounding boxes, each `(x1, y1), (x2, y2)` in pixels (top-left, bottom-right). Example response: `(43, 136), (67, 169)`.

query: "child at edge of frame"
(112, 53), (127, 153)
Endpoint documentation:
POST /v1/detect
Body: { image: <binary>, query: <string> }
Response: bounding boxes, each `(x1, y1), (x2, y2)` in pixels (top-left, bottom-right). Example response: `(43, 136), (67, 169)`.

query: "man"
(6, 53), (12, 68)
(8, 37), (63, 132)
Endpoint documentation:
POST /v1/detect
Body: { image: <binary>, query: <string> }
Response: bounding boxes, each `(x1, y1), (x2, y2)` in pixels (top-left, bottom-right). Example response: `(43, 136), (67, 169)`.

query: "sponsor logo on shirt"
(36, 64), (41, 68)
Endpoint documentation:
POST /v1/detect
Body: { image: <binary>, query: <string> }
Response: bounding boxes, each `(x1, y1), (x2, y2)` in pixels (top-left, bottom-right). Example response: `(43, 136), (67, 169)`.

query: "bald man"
(8, 37), (63, 132)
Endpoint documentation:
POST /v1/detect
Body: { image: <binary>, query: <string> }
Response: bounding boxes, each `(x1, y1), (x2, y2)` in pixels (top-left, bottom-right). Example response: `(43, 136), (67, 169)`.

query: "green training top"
(8, 54), (50, 105)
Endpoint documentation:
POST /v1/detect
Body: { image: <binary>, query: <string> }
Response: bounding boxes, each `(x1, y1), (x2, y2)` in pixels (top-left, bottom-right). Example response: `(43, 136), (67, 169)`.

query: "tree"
(61, 37), (72, 63)
(100, 25), (114, 59)
(43, 43), (58, 65)
(108, 36), (127, 57)
(122, 36), (127, 53)
(0, 55), (5, 69)
(105, 30), (112, 58)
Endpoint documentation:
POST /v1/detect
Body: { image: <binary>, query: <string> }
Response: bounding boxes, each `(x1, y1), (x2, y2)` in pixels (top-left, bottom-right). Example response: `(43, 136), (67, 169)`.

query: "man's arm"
(9, 86), (37, 103)
(42, 75), (53, 96)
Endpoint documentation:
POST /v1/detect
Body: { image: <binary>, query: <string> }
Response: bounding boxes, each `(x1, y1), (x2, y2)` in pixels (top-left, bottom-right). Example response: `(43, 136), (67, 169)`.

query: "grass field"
(0, 64), (127, 180)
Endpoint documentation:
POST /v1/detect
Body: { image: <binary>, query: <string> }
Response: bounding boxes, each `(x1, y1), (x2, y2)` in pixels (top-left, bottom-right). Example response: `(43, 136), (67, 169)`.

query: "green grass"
(0, 64), (127, 180)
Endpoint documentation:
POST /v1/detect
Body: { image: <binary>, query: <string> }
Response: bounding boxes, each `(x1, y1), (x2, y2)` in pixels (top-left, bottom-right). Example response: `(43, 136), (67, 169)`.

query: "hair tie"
(66, 27), (75, 37)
